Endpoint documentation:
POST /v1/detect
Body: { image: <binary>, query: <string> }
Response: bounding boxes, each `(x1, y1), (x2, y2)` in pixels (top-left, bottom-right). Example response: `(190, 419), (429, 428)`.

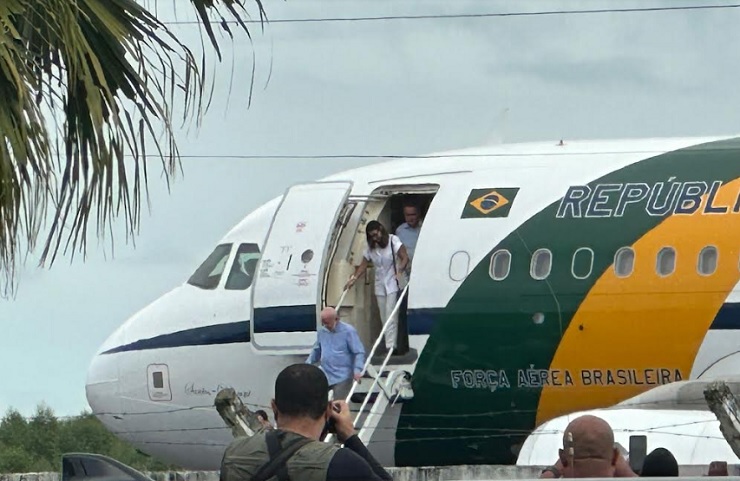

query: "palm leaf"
(0, 0), (265, 295)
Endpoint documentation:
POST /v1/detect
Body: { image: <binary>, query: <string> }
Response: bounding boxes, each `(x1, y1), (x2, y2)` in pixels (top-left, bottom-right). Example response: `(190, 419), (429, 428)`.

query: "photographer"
(220, 363), (392, 481)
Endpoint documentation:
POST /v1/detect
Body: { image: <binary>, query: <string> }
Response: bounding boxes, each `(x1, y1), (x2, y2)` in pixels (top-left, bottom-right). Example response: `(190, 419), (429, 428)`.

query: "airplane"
(86, 134), (740, 470)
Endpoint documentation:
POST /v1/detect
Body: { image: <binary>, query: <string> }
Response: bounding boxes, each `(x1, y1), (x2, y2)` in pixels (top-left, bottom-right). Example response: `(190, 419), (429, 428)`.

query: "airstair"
(214, 284), (417, 446)
(325, 284), (414, 445)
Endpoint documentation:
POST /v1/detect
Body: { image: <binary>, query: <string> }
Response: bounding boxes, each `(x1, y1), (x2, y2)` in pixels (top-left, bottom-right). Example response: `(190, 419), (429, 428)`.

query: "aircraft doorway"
(323, 185), (438, 363)
(379, 192), (434, 355)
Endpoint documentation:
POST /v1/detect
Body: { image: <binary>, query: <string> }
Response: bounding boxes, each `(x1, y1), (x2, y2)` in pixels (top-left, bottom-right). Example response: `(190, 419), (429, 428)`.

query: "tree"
(0, 444), (35, 473)
(0, 0), (266, 294)
(0, 408), (29, 449)
(58, 412), (114, 457)
(27, 404), (59, 471)
(0, 405), (175, 473)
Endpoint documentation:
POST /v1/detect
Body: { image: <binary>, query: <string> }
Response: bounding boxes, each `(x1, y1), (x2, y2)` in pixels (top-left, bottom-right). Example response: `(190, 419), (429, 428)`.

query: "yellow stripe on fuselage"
(536, 178), (740, 426)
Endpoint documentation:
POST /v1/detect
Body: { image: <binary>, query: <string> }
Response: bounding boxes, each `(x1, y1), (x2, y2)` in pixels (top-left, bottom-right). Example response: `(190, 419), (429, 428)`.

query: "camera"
(320, 391), (340, 440)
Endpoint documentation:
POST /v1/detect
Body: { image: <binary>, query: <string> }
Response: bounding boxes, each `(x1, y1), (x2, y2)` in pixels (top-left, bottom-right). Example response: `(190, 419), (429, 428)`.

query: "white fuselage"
(87, 136), (740, 469)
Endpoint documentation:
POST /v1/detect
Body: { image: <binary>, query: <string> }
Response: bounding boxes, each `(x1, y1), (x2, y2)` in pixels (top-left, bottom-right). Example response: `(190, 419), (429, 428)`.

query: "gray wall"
(4, 465), (740, 481)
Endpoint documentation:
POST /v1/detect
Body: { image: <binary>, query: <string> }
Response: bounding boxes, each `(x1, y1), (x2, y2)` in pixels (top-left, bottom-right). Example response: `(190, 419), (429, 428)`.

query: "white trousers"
(377, 290), (399, 350)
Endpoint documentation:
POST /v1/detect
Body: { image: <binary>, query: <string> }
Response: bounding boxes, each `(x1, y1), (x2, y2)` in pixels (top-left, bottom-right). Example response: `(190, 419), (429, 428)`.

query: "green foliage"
(0, 404), (174, 474)
(0, 0), (265, 296)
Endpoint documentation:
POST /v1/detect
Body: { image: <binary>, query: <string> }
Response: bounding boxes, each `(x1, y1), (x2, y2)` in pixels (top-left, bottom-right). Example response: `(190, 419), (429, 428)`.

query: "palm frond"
(0, 0), (52, 293)
(0, 0), (265, 295)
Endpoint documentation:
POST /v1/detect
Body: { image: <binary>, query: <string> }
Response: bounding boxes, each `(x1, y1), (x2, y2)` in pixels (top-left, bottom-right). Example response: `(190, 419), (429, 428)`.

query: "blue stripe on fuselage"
(253, 305), (316, 333)
(100, 309), (442, 354)
(99, 302), (740, 355)
(407, 308), (442, 335)
(709, 302), (740, 330)
(101, 321), (251, 354)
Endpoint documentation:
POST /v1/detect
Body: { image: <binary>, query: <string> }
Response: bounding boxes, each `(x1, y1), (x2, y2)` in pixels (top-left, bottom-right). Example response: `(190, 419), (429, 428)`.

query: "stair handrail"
(334, 287), (349, 312)
(350, 283), (408, 399)
(351, 284), (408, 423)
(324, 284), (408, 443)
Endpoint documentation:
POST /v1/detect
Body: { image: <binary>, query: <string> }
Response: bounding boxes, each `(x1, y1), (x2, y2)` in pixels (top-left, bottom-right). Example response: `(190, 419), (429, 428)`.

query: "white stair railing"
(324, 284), (409, 443)
(352, 288), (406, 401)
(334, 287), (349, 313)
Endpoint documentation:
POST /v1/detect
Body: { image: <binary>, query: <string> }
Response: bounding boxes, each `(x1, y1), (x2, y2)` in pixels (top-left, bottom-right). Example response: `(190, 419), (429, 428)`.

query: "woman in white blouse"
(345, 220), (409, 352)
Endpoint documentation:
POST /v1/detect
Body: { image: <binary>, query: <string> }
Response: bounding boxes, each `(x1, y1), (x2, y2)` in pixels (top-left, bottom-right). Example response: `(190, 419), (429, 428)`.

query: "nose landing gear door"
(251, 181), (354, 353)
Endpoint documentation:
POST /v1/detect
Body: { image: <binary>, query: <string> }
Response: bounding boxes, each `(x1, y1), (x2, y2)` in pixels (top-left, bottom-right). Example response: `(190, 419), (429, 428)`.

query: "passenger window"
(489, 250), (511, 281)
(656, 247), (676, 276)
(225, 243), (261, 290)
(614, 247), (635, 278)
(571, 248), (594, 279)
(530, 249), (552, 280)
(449, 251), (470, 282)
(187, 244), (233, 289)
(698, 246), (718, 276)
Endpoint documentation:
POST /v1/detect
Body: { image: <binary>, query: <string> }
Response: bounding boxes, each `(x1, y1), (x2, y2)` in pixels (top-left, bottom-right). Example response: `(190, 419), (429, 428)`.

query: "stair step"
(350, 391), (379, 404)
(362, 369), (391, 379)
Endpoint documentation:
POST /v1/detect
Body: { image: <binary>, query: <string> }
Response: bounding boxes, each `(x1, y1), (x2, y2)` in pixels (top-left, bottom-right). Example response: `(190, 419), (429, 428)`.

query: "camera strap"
(250, 430), (312, 481)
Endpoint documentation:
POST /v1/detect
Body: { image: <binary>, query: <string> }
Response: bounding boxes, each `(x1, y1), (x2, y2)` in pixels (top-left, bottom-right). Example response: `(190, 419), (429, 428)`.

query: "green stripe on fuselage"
(394, 137), (740, 466)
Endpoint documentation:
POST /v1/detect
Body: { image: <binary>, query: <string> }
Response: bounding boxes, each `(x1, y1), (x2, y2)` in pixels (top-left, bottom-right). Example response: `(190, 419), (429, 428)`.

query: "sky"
(3, 0), (740, 417)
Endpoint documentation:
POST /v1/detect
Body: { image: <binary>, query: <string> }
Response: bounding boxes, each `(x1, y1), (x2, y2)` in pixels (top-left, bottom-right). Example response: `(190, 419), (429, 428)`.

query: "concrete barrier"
(4, 465), (740, 481)
(144, 464), (740, 479)
(1, 475), (60, 481)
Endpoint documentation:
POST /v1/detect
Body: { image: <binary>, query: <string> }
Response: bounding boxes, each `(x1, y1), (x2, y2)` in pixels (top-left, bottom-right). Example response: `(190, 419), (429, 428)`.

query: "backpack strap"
(264, 430), (289, 481)
(250, 430), (312, 481)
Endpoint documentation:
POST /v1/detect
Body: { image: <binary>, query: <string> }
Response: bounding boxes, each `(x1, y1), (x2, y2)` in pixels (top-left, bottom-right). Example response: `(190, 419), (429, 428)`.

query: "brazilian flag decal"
(461, 187), (520, 218)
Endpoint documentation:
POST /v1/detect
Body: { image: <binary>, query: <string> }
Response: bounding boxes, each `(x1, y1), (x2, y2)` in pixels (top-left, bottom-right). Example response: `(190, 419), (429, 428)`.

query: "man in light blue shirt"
(306, 307), (366, 401)
(394, 201), (423, 356)
(395, 202), (422, 268)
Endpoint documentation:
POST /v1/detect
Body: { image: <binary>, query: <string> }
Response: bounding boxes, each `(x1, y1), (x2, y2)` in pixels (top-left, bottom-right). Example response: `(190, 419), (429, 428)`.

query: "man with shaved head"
(306, 307), (366, 401)
(540, 415), (636, 478)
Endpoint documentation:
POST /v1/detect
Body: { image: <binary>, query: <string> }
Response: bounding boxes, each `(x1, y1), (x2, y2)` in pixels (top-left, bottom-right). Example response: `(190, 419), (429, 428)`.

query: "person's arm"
(327, 401), (392, 481)
(346, 257), (369, 290)
(306, 337), (321, 364)
(393, 236), (409, 273)
(348, 331), (366, 381)
(326, 436), (392, 481)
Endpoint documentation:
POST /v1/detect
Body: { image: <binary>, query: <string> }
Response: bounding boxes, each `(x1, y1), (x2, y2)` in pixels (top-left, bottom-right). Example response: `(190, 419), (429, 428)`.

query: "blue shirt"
(306, 321), (366, 386)
(396, 222), (421, 261)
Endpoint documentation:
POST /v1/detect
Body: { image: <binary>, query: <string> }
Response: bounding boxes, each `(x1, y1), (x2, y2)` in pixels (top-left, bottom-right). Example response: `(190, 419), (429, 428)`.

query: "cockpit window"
(225, 243), (261, 290)
(187, 244), (233, 289)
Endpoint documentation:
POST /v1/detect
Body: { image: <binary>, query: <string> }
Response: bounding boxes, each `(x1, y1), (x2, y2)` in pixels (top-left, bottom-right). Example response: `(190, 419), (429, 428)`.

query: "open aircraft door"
(251, 181), (353, 353)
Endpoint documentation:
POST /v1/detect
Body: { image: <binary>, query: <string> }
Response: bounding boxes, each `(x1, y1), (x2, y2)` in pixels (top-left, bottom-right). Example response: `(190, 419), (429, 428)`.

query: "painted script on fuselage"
(556, 180), (737, 219)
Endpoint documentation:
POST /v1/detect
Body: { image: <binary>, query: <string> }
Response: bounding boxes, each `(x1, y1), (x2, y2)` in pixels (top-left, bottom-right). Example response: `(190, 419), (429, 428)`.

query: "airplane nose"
(86, 327), (127, 431)
(85, 352), (121, 416)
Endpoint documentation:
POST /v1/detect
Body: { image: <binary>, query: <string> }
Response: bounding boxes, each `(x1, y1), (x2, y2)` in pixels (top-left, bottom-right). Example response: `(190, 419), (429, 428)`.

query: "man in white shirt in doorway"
(393, 201), (422, 355)
(395, 201), (422, 273)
